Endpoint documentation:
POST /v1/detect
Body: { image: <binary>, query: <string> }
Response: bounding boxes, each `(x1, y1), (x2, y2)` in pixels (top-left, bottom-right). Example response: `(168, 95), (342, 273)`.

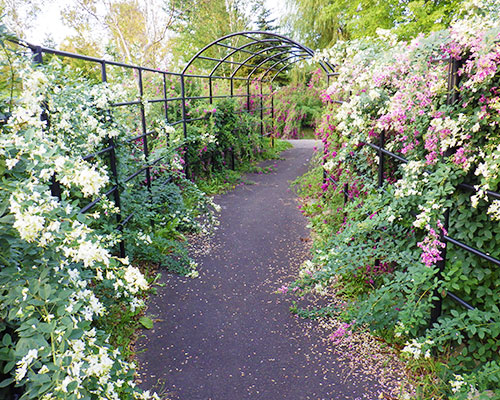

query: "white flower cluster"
(10, 190), (59, 243)
(449, 374), (467, 393)
(2, 53), (157, 399)
(200, 127), (217, 145)
(56, 157), (109, 198)
(394, 161), (427, 199)
(15, 349), (39, 382)
(429, 115), (468, 153)
(124, 266), (150, 294)
(401, 338), (434, 359)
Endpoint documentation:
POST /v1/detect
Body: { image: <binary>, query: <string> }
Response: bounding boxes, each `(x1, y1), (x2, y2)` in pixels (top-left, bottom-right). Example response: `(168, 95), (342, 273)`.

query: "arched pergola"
(177, 31), (336, 138)
(13, 31), (335, 257)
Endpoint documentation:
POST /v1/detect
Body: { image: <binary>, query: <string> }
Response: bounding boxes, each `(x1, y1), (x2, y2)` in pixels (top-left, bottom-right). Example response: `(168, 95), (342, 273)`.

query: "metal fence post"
(180, 74), (189, 176)
(246, 80), (250, 111)
(101, 61), (126, 258)
(162, 74), (169, 125)
(259, 80), (264, 137)
(430, 56), (462, 325)
(378, 130), (385, 188)
(209, 76), (213, 104)
(137, 68), (152, 190)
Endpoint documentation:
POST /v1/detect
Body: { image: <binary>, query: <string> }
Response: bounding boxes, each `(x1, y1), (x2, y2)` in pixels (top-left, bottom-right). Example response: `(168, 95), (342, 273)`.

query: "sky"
(24, 0), (288, 46)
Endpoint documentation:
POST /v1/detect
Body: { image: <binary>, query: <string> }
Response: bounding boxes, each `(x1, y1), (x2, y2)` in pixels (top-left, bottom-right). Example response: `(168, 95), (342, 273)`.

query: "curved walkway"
(137, 140), (384, 400)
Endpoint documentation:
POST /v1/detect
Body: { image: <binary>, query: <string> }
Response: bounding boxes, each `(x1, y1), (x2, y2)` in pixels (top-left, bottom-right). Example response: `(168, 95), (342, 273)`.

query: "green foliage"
(170, 0), (250, 65)
(286, 0), (461, 48)
(286, 2), (500, 398)
(273, 68), (326, 138)
(195, 137), (292, 194)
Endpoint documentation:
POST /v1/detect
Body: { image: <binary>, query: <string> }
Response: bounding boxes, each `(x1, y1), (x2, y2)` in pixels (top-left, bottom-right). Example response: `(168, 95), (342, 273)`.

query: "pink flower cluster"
(328, 322), (353, 345)
(417, 225), (446, 267)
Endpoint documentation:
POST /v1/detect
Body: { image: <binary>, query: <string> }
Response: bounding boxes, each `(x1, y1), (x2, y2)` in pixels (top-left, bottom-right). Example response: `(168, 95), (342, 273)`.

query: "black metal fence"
(329, 57), (500, 325)
(12, 31), (333, 260)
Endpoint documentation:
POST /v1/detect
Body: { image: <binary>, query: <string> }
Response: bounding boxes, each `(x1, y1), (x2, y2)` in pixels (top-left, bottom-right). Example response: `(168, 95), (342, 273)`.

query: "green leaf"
(2, 334), (11, 346)
(4, 360), (15, 373)
(0, 377), (14, 388)
(139, 316), (154, 330)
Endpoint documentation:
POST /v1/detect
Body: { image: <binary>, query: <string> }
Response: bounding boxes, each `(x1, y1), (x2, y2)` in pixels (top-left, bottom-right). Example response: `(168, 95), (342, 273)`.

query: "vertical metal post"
(343, 183), (348, 204)
(430, 57), (461, 326)
(447, 58), (461, 105)
(163, 74), (169, 124)
(246, 80), (250, 111)
(230, 76), (234, 98)
(259, 80), (263, 136)
(209, 76), (213, 104)
(271, 87), (275, 148)
(101, 61), (125, 258)
(180, 74), (189, 175)
(138, 68), (151, 189)
(33, 45), (43, 64)
(378, 130), (385, 188)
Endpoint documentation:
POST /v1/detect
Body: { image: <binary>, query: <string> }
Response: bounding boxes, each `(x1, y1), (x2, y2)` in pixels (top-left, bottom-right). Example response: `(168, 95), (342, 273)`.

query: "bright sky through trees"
(24, 0), (286, 46)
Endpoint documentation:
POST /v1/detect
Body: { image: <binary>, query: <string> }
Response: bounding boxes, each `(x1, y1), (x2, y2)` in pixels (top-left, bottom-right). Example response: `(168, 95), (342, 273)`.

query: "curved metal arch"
(259, 53), (307, 82)
(182, 30), (334, 77)
(209, 39), (284, 77)
(269, 57), (310, 83)
(246, 50), (309, 82)
(232, 45), (297, 79)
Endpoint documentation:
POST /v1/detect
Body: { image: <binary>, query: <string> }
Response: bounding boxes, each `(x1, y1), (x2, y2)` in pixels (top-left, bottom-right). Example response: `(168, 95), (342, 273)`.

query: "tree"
(169, 0), (251, 65)
(285, 0), (461, 49)
(251, 0), (277, 31)
(0, 0), (46, 38)
(60, 0), (175, 67)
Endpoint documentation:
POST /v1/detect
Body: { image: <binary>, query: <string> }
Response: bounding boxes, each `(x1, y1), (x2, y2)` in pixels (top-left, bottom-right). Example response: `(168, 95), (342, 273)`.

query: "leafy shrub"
(272, 68), (325, 138)
(0, 37), (163, 399)
(287, 1), (500, 398)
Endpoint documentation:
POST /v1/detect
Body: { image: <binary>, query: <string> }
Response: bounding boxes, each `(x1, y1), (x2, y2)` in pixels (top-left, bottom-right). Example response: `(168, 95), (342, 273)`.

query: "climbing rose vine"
(289, 0), (500, 398)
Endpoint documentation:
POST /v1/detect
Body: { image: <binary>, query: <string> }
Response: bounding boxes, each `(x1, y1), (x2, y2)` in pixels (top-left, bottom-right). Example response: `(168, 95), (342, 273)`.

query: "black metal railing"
(12, 31), (330, 262)
(328, 57), (500, 326)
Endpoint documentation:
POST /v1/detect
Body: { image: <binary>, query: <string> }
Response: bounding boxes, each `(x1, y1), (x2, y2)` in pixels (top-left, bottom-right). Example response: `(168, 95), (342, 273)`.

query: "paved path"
(137, 140), (382, 400)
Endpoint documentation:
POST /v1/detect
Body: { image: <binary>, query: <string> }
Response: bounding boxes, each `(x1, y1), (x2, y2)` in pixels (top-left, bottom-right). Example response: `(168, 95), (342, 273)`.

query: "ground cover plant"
(284, 1), (500, 398)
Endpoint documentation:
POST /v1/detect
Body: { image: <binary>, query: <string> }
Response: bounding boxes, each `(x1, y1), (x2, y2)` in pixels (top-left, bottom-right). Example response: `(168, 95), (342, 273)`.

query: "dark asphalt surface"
(137, 140), (383, 400)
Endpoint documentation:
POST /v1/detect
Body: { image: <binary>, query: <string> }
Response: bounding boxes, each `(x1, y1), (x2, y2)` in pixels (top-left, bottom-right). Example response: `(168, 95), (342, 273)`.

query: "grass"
(299, 126), (317, 139)
(196, 138), (293, 195)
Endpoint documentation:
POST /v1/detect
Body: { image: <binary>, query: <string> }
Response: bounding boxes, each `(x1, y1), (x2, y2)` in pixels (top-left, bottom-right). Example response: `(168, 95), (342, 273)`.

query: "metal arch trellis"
(9, 31), (332, 262)
(180, 30), (336, 140)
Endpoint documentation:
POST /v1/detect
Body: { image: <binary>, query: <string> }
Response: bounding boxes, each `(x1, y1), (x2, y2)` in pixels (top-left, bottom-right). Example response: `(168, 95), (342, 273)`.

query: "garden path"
(137, 140), (388, 400)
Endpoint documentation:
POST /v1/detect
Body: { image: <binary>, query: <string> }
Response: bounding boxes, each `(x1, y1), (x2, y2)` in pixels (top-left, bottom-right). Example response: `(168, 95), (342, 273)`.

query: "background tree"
(169, 0), (251, 66)
(252, 0), (277, 31)
(0, 0), (46, 37)
(285, 0), (461, 49)
(60, 0), (175, 67)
